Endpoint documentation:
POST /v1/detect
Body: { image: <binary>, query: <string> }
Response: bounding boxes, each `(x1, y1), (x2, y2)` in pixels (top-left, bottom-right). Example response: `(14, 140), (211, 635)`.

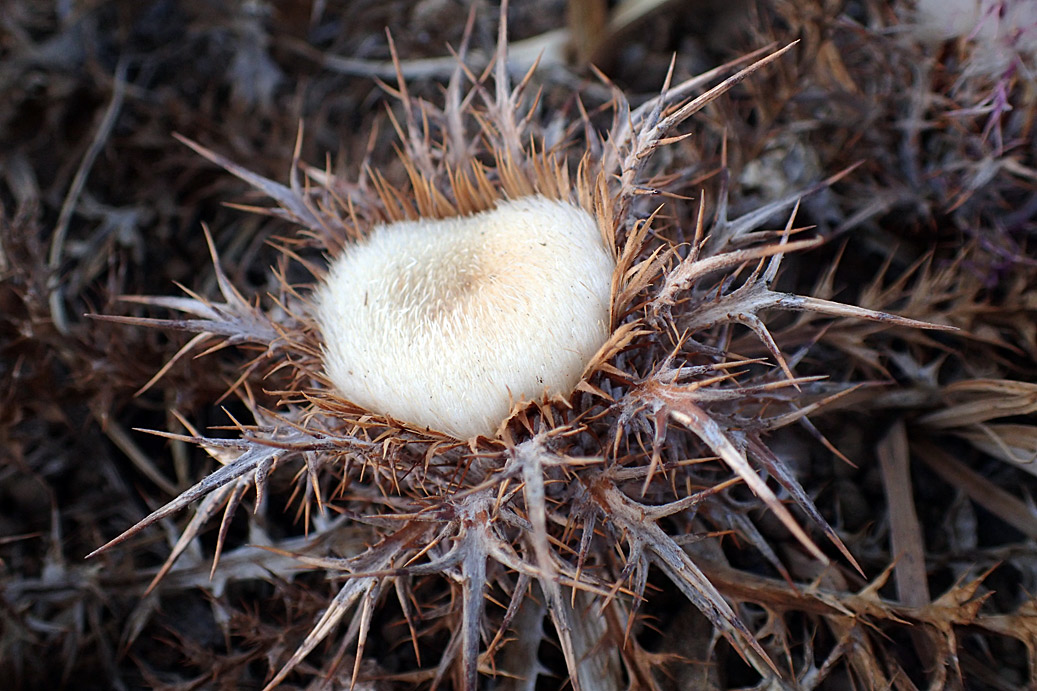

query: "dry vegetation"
(2, 1), (1036, 689)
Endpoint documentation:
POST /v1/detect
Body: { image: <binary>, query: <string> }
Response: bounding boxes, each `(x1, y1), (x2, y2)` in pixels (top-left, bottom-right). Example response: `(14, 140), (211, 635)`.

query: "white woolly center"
(315, 195), (615, 439)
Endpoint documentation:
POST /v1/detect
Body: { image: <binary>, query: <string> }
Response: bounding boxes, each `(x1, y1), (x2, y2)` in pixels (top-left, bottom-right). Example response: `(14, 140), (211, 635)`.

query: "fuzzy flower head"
(90, 14), (950, 690)
(316, 195), (614, 439)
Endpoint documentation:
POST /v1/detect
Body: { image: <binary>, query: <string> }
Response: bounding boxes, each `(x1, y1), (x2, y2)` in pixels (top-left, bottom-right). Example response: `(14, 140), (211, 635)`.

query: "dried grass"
(2, 1), (1035, 689)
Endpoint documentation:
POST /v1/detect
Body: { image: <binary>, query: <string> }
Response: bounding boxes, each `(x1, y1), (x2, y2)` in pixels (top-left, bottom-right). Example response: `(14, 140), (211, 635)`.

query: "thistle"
(86, 8), (954, 689)
(315, 195), (614, 440)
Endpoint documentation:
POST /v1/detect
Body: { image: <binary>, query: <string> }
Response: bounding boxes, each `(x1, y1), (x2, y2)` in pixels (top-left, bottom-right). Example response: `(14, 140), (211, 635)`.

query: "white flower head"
(315, 195), (614, 438)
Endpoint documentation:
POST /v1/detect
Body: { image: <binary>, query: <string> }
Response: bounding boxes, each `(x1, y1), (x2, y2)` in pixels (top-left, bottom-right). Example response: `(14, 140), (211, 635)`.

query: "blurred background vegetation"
(2, 0), (1035, 688)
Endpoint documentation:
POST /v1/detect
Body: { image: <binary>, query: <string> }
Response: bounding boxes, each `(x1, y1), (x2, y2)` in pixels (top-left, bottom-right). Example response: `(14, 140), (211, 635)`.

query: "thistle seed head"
(315, 195), (614, 438)
(83, 16), (957, 689)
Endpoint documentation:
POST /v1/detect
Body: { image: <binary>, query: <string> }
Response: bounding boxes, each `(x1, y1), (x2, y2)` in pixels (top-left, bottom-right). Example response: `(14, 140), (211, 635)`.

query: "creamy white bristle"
(315, 195), (615, 439)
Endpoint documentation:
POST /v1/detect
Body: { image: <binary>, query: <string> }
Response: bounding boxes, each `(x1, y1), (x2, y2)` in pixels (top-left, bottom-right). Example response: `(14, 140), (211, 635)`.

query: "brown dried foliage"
(2, 1), (1035, 690)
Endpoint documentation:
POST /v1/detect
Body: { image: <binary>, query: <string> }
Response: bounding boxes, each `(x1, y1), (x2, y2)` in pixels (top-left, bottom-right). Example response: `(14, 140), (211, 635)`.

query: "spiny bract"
(91, 11), (949, 691)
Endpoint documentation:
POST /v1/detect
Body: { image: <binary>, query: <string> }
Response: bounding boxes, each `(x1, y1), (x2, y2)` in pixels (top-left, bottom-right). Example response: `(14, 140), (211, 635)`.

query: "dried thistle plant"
(66, 6), (993, 691)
